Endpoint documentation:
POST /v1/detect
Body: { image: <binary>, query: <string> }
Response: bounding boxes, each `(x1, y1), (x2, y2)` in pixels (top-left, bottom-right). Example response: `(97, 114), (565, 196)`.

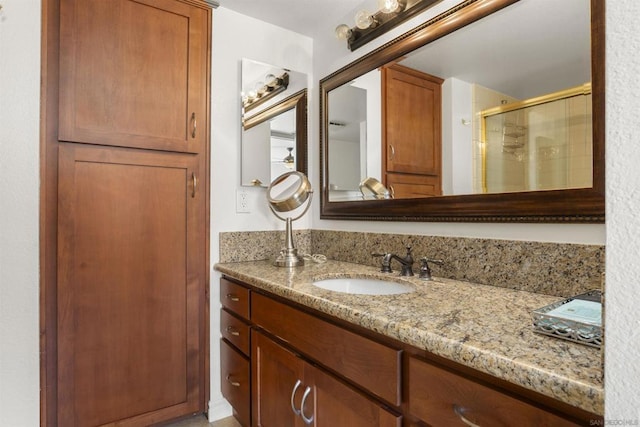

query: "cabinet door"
(57, 143), (204, 426)
(251, 329), (401, 427)
(383, 64), (443, 177)
(308, 364), (402, 427)
(251, 330), (305, 427)
(221, 339), (251, 427)
(59, 0), (209, 153)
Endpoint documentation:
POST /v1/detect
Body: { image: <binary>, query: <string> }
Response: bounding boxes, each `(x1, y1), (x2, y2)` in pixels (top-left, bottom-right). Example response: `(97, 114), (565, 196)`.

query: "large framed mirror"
(320, 0), (604, 222)
(241, 58), (308, 187)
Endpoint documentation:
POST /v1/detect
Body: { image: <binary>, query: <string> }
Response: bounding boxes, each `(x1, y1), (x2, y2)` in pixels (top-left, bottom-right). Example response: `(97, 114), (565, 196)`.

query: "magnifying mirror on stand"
(267, 171), (313, 267)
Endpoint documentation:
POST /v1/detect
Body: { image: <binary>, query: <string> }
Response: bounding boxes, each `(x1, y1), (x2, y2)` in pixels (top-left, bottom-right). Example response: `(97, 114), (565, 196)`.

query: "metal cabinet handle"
(300, 386), (314, 425)
(225, 326), (240, 336)
(226, 294), (240, 302)
(290, 379), (302, 416)
(389, 144), (395, 160)
(191, 112), (197, 138)
(454, 405), (481, 427)
(192, 172), (197, 198)
(225, 375), (240, 387)
(389, 185), (395, 198)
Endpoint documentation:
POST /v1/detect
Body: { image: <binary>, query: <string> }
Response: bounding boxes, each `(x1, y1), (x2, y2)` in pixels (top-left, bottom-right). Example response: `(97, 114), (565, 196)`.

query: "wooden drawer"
(220, 277), (250, 319)
(220, 339), (250, 427)
(221, 308), (250, 356)
(251, 292), (401, 406)
(408, 356), (581, 426)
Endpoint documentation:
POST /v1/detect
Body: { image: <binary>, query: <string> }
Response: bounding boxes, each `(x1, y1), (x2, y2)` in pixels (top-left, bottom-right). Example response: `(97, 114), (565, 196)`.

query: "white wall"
(2, 0), (639, 424)
(209, 7), (313, 420)
(0, 1), (41, 426)
(604, 0), (640, 419)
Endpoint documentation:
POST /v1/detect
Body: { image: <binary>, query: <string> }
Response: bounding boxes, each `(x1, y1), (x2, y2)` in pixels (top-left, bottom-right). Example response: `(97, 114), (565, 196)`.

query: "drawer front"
(251, 292), (401, 406)
(221, 308), (250, 356)
(220, 277), (250, 319)
(408, 356), (580, 427)
(220, 339), (250, 427)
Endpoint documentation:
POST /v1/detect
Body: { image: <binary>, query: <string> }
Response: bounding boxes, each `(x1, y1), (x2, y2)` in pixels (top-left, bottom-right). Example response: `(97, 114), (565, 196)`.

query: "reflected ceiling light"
(243, 72), (290, 112)
(283, 147), (295, 169)
(335, 0), (438, 51)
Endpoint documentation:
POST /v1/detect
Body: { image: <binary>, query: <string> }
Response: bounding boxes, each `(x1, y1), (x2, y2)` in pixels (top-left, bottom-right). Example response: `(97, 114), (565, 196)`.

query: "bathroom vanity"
(216, 260), (603, 426)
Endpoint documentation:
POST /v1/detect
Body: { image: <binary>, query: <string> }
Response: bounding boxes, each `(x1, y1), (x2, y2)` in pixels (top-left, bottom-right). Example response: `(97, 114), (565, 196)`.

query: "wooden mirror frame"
(320, 0), (604, 222)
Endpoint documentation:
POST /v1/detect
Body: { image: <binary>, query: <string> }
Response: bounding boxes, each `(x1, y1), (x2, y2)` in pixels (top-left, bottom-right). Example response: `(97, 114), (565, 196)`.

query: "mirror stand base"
(273, 248), (304, 268)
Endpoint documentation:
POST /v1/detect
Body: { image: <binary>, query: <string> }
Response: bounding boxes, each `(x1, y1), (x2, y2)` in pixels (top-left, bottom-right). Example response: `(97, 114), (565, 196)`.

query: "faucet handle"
(419, 257), (444, 280)
(371, 252), (393, 273)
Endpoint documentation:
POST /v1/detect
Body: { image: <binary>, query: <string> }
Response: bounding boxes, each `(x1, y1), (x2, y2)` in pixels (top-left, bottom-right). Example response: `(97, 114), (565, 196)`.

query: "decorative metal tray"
(532, 290), (602, 348)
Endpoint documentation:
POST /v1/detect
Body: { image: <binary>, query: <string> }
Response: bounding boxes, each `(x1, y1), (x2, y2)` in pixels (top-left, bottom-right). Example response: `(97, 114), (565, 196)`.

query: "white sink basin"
(312, 277), (414, 295)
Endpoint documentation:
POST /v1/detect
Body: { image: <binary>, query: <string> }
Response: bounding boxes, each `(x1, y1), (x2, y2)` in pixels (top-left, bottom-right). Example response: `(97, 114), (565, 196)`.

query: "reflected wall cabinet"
(382, 64), (443, 198)
(42, 0), (212, 425)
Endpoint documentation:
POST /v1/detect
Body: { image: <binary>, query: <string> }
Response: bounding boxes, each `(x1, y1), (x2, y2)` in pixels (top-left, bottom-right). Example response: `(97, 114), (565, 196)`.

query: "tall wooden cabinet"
(382, 64), (443, 198)
(41, 0), (212, 425)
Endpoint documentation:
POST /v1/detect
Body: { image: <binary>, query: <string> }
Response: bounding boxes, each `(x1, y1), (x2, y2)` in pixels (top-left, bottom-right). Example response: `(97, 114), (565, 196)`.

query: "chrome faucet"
(419, 257), (444, 281)
(372, 245), (415, 276)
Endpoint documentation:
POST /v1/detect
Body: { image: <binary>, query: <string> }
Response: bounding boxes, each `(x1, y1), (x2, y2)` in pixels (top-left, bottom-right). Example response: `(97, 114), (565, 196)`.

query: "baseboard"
(207, 397), (233, 422)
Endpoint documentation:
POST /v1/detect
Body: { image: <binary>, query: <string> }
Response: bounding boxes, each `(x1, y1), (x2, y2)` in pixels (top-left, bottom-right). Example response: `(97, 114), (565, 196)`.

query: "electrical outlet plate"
(236, 189), (250, 213)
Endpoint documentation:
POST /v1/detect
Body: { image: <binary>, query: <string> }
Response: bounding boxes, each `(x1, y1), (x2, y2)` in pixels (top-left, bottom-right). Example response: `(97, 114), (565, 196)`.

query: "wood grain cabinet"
(220, 277), (600, 427)
(382, 64), (443, 198)
(251, 330), (401, 427)
(408, 356), (582, 427)
(59, 0), (209, 154)
(56, 143), (206, 426)
(42, 0), (212, 424)
(220, 278), (252, 426)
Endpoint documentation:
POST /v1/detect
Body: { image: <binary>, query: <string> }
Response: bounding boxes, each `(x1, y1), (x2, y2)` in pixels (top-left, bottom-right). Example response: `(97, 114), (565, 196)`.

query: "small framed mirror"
(241, 58), (308, 187)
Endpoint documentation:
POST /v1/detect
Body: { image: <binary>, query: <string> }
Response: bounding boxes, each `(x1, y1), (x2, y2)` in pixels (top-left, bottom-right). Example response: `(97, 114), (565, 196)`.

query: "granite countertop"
(214, 259), (603, 415)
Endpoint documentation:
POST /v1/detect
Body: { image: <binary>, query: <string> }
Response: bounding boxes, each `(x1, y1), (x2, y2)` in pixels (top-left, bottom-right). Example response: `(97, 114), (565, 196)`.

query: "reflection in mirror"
(320, 0), (604, 222)
(241, 58), (308, 187)
(327, 0), (591, 201)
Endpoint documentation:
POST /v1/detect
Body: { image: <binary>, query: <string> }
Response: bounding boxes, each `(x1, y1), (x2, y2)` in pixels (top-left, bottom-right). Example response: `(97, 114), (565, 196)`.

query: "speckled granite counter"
(214, 259), (604, 415)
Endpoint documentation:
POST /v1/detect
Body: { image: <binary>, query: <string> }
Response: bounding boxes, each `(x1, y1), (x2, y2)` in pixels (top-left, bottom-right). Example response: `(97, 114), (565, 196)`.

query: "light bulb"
(335, 24), (352, 40)
(264, 74), (276, 87)
(378, 0), (402, 13)
(255, 81), (266, 96)
(354, 10), (374, 30)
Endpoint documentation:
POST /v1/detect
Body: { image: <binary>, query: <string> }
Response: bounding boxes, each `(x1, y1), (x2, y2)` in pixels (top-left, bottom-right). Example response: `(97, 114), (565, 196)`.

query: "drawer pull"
(300, 385), (314, 425)
(226, 326), (240, 336)
(226, 293), (240, 302)
(225, 375), (240, 387)
(454, 405), (481, 427)
(290, 379), (302, 416)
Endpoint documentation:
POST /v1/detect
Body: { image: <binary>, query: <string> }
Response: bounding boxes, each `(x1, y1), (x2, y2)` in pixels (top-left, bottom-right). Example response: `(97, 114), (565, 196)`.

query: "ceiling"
(217, 0), (365, 38)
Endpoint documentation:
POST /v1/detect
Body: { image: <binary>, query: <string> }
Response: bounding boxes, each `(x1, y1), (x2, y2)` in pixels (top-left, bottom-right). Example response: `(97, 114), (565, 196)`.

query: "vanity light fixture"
(243, 72), (290, 113)
(335, 0), (440, 51)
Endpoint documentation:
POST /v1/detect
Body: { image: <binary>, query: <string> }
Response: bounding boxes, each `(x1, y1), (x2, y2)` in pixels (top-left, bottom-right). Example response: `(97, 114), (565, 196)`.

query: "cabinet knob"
(290, 379), (302, 416)
(190, 112), (197, 138)
(226, 326), (240, 336)
(225, 375), (240, 387)
(454, 405), (481, 427)
(226, 293), (240, 302)
(300, 385), (314, 425)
